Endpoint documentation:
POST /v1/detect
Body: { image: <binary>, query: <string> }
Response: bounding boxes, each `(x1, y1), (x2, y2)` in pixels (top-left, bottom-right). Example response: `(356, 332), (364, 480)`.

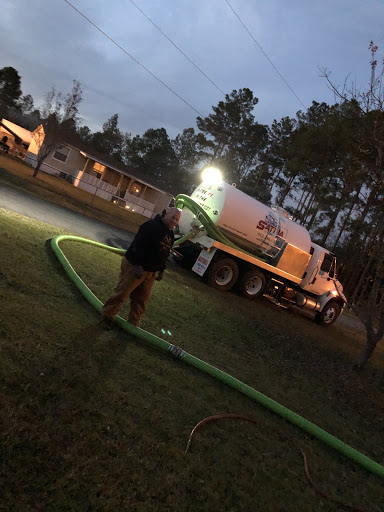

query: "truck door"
(303, 251), (335, 296)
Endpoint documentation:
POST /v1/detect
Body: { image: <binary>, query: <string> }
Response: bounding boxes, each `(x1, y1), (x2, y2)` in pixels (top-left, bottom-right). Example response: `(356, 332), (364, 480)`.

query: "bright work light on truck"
(202, 167), (222, 186)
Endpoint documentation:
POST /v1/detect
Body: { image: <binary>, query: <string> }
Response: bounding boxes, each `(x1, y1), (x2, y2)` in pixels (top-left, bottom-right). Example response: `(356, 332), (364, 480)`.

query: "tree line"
(0, 43), (382, 367)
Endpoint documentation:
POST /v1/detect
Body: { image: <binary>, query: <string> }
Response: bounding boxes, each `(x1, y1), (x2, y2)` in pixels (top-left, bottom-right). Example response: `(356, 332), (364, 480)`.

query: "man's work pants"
(101, 257), (157, 327)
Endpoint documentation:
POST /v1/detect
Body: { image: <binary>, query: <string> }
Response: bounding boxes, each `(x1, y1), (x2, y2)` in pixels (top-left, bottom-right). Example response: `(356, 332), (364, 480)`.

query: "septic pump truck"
(174, 170), (346, 326)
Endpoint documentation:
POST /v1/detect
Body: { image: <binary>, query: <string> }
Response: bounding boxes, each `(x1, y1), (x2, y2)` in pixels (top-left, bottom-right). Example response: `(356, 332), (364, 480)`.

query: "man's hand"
(133, 265), (144, 278)
(155, 270), (164, 281)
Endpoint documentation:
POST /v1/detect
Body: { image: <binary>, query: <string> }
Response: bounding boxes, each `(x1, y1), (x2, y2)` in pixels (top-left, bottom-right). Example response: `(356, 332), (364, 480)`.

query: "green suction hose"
(51, 234), (384, 480)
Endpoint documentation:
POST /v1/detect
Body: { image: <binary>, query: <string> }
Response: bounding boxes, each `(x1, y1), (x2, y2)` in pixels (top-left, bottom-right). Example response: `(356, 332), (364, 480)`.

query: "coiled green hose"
(51, 234), (384, 480)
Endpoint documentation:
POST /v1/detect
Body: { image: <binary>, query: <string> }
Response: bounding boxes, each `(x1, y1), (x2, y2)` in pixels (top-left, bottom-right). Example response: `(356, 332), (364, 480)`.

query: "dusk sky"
(2, 0), (384, 138)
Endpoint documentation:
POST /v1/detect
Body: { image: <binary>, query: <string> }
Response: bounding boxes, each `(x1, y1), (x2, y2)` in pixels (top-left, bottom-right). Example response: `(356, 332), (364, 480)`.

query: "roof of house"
(1, 119), (32, 144)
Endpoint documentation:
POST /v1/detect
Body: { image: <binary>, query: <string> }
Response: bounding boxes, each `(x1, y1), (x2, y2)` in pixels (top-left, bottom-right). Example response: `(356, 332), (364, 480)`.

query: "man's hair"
(162, 207), (181, 217)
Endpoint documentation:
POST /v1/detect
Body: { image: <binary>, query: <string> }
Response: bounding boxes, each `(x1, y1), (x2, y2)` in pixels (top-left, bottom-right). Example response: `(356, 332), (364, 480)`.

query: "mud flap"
(192, 248), (217, 276)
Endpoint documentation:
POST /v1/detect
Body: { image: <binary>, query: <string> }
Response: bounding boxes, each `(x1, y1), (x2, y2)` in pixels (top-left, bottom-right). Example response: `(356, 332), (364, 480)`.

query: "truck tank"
(178, 181), (311, 259)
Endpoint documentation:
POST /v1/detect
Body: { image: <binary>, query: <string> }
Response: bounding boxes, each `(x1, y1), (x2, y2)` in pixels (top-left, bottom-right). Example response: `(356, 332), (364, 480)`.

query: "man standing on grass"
(100, 207), (181, 330)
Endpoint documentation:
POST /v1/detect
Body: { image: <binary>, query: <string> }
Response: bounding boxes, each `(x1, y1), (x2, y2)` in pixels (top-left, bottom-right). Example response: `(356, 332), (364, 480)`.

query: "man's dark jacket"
(125, 214), (174, 272)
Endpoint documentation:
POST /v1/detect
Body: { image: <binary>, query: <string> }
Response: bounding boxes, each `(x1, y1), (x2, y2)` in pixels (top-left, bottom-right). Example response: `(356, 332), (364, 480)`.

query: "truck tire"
(239, 269), (266, 299)
(315, 301), (341, 326)
(206, 257), (239, 291)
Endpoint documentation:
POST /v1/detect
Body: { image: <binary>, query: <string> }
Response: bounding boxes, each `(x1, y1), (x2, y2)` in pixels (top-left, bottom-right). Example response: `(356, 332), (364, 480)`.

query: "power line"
(224, 0), (307, 110)
(129, 0), (226, 96)
(63, 0), (204, 117)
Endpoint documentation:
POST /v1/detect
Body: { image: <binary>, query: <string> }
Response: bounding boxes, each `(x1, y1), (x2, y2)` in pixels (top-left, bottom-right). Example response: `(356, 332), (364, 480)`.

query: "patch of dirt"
(336, 311), (366, 333)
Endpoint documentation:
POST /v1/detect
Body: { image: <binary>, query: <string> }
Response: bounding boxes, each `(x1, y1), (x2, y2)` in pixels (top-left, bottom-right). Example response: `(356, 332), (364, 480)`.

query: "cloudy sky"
(2, 0), (384, 139)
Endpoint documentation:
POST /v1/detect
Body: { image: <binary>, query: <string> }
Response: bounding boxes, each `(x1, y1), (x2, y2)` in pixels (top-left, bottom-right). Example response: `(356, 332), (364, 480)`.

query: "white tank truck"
(174, 175), (346, 325)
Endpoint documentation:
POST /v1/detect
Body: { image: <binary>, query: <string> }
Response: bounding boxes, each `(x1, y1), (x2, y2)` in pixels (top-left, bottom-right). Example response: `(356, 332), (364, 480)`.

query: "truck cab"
(301, 244), (339, 296)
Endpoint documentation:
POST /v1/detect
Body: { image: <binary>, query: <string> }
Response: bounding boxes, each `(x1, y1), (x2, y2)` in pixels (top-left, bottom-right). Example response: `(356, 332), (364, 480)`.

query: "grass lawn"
(0, 154), (145, 234)
(1, 208), (383, 511)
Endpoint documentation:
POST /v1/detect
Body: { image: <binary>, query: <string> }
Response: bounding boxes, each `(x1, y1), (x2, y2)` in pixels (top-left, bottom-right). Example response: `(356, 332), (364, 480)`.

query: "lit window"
(53, 146), (71, 163)
(93, 162), (106, 173)
(87, 162), (105, 179)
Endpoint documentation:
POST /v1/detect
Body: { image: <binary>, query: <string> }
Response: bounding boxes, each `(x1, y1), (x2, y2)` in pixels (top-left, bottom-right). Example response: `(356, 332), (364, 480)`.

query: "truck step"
(263, 294), (289, 309)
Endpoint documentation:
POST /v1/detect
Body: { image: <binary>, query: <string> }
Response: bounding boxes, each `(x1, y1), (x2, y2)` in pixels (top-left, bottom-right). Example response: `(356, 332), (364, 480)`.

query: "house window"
(53, 145), (71, 163)
(88, 161), (105, 179)
(93, 162), (106, 173)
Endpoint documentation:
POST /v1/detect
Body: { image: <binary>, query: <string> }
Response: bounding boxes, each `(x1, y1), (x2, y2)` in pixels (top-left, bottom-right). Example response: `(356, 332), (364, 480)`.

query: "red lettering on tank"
(256, 220), (267, 230)
(257, 221), (285, 237)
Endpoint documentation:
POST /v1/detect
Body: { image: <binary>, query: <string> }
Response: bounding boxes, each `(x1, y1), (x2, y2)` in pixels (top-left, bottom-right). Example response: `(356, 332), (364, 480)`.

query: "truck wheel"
(315, 301), (341, 326)
(239, 269), (266, 299)
(206, 258), (239, 291)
